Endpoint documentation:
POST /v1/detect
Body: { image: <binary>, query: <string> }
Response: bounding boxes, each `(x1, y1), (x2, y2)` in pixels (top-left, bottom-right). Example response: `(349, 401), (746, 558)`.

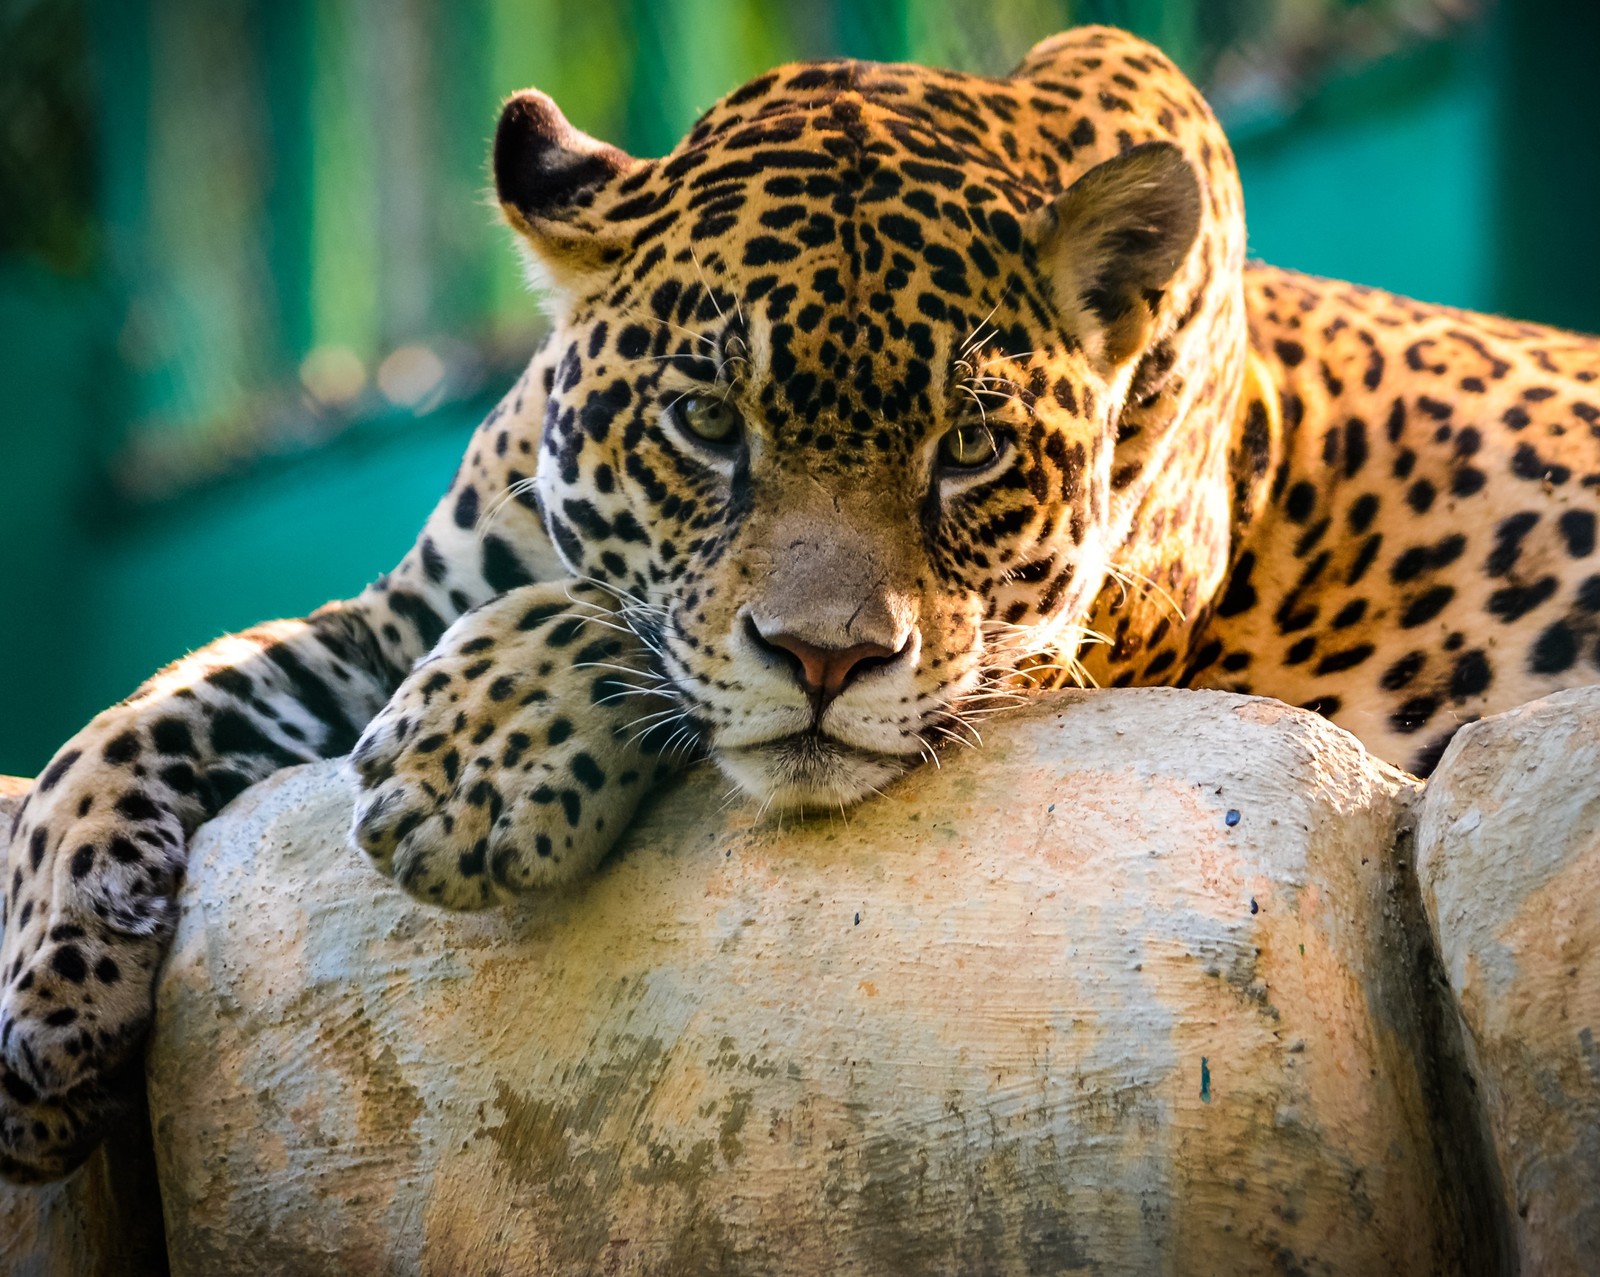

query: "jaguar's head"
(495, 32), (1242, 809)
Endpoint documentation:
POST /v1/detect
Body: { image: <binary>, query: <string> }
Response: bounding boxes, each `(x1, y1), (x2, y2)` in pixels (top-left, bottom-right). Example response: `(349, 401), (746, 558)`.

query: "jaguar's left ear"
(1028, 141), (1202, 373)
(494, 89), (646, 302)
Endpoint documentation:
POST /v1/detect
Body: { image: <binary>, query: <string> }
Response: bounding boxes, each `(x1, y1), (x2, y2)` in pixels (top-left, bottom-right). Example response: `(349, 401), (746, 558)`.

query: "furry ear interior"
(494, 90), (640, 299)
(1028, 141), (1202, 372)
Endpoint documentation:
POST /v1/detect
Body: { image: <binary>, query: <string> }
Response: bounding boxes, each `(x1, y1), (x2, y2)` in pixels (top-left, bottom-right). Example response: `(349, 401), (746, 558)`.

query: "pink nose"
(747, 619), (905, 710)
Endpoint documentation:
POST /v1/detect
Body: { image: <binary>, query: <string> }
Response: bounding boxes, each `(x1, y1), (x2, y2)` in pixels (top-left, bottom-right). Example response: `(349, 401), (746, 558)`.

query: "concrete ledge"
(143, 689), (1495, 1275)
(26, 685), (1599, 1273)
(1418, 686), (1600, 1273)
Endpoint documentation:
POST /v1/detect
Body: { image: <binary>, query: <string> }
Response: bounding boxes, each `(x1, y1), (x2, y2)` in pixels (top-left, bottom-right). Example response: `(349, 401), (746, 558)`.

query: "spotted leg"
(0, 605), (413, 1180)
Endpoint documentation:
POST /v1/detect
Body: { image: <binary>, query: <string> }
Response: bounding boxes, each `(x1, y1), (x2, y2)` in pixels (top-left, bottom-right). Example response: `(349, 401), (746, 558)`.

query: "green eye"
(675, 395), (743, 444)
(939, 423), (1000, 470)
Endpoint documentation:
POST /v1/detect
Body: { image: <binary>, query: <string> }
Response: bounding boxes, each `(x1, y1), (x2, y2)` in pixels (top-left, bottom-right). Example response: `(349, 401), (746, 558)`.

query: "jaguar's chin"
(714, 733), (913, 811)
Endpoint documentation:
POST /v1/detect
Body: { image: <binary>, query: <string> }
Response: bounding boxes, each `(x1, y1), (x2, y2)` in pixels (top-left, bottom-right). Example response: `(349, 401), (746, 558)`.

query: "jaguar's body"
(4, 27), (1597, 1181)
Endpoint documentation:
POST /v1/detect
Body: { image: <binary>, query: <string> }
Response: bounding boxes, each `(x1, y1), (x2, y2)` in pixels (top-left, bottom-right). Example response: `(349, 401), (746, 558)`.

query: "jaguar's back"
(1192, 267), (1600, 775)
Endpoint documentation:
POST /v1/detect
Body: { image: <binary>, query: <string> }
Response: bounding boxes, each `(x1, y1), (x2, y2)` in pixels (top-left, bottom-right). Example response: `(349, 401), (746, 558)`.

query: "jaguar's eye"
(674, 395), (743, 445)
(938, 423), (1000, 470)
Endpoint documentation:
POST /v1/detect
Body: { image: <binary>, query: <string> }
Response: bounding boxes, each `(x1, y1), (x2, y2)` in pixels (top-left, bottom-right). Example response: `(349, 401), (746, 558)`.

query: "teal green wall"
(76, 415), (477, 727)
(1236, 43), (1494, 313)
(0, 267), (103, 770)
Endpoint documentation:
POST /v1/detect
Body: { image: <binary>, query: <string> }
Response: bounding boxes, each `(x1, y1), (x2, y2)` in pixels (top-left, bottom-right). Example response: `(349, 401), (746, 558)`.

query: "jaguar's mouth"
(714, 730), (913, 811)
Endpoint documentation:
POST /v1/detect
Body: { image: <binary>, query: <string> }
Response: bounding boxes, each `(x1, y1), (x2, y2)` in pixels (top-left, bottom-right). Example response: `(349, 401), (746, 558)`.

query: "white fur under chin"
(714, 735), (913, 811)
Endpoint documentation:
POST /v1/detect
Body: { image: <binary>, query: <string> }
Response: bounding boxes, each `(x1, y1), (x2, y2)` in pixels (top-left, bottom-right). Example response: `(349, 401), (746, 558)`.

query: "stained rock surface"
(1417, 685), (1600, 1274)
(142, 689), (1503, 1275)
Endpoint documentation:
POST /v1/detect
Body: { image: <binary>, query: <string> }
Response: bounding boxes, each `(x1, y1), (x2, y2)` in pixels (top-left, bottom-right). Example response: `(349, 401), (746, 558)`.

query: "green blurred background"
(1, 0), (1596, 775)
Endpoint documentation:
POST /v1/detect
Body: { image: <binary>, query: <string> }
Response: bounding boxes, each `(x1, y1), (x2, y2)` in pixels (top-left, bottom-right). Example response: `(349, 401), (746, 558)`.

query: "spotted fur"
(4, 26), (1597, 1181)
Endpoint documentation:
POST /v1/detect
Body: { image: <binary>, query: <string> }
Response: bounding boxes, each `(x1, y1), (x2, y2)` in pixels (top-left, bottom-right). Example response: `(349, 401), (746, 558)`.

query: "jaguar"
(4, 26), (1597, 1182)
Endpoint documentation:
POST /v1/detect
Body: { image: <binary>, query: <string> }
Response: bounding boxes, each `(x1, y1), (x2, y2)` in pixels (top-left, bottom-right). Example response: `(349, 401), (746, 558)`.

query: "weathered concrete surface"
(1418, 686), (1600, 1273)
(0, 777), (169, 1277)
(147, 688), (1494, 1275)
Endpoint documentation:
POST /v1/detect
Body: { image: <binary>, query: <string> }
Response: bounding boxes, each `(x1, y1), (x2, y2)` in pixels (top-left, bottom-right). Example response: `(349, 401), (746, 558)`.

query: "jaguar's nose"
(744, 616), (908, 712)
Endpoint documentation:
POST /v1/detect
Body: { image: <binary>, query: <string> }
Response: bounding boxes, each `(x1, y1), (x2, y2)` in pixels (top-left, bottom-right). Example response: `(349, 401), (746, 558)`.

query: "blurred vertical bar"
(92, 0), (150, 468)
(361, 0), (434, 351)
(1493, 0), (1600, 334)
(309, 0), (380, 368)
(432, 0), (496, 343)
(261, 0), (314, 372)
(140, 0), (274, 451)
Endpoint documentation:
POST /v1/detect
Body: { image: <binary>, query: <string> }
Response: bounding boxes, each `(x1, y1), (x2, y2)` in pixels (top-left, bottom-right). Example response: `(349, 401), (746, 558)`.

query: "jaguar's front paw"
(350, 583), (681, 908)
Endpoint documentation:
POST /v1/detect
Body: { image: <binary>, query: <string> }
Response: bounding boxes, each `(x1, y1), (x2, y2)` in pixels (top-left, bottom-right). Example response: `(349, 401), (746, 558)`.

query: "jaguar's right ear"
(1026, 141), (1202, 373)
(494, 90), (643, 301)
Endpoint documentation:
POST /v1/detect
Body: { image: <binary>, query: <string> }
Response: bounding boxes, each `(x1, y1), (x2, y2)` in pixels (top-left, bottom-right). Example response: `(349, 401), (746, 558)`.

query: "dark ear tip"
(496, 90), (568, 153)
(1122, 139), (1198, 185)
(494, 89), (631, 218)
(493, 89), (572, 200)
(1118, 139), (1201, 230)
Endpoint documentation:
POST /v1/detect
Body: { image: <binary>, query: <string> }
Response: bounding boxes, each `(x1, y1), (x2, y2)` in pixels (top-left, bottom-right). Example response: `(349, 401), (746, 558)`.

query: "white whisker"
(1106, 562), (1187, 622)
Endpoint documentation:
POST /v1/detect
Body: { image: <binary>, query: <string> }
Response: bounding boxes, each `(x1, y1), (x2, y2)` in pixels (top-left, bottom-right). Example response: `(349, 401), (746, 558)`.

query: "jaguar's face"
(497, 71), (1202, 808)
(539, 264), (1114, 808)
